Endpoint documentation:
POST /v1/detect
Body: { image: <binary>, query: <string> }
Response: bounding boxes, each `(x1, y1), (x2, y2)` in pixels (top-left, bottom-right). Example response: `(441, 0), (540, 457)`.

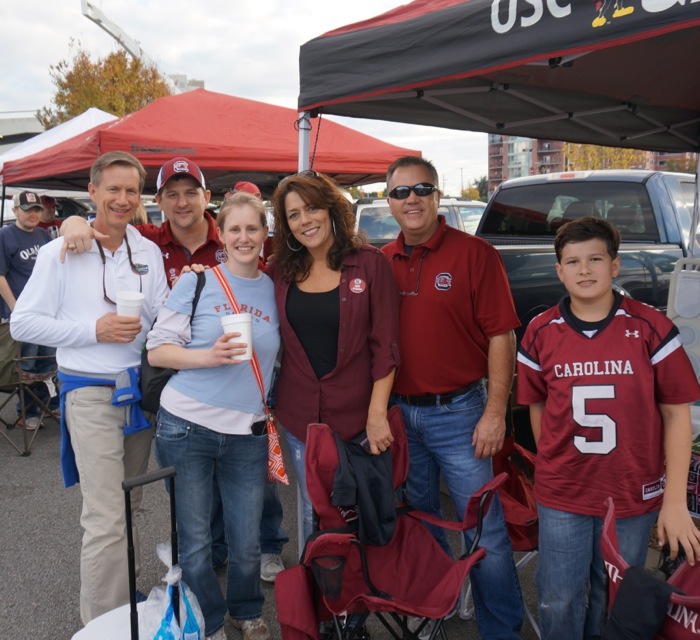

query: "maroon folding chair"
(601, 497), (700, 639)
(458, 435), (540, 637)
(276, 405), (507, 640)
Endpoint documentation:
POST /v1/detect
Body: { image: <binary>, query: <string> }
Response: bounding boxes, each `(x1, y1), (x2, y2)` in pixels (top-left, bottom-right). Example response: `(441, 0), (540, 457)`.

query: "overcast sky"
(0, 0), (487, 194)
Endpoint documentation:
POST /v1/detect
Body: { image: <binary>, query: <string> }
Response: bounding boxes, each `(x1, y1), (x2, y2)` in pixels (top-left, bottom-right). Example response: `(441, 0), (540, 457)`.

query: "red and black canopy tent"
(297, 0), (700, 249)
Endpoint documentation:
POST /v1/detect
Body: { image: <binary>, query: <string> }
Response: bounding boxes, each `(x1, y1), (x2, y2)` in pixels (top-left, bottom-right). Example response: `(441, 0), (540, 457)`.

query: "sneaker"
(231, 617), (271, 640)
(18, 416), (42, 431)
(206, 629), (227, 640)
(260, 553), (284, 582)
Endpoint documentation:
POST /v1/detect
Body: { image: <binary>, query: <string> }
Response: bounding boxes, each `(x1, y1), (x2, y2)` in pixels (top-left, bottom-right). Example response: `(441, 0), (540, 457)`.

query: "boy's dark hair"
(554, 216), (621, 262)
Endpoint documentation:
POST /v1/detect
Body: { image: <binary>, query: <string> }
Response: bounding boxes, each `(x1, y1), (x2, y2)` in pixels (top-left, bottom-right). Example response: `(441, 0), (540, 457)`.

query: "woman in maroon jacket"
(269, 171), (400, 541)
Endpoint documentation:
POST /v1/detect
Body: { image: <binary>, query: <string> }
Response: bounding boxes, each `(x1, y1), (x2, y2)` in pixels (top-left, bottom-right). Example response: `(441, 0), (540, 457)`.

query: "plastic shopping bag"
(139, 543), (205, 640)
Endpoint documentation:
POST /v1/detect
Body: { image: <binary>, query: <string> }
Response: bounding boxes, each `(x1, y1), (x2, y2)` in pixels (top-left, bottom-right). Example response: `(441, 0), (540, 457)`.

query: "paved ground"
(0, 396), (541, 640)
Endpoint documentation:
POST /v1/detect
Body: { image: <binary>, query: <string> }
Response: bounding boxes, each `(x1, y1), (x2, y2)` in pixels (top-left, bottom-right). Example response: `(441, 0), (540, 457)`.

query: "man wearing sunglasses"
(11, 151), (169, 624)
(382, 156), (524, 639)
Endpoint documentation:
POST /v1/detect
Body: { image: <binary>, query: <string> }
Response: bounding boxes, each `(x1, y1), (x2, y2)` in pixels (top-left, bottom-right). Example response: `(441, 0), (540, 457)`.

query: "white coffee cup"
(220, 313), (253, 360)
(116, 291), (145, 317)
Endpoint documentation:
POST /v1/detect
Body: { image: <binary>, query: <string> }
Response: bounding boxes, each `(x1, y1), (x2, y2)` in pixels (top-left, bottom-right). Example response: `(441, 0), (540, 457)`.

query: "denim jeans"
(392, 384), (524, 640)
(284, 429), (314, 543)
(155, 408), (267, 636)
(210, 480), (288, 564)
(537, 504), (657, 640)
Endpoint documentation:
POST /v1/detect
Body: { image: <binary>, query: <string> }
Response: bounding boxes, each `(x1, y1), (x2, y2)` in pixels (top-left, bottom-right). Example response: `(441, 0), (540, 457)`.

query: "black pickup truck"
(476, 170), (697, 340)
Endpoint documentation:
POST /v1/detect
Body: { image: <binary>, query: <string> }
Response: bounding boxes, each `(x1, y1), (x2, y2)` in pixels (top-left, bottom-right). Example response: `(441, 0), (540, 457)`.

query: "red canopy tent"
(1, 89), (419, 195)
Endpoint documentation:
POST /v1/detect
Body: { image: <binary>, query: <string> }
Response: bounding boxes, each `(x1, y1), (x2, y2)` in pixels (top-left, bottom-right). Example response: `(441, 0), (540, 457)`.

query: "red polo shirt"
(382, 216), (519, 395)
(270, 246), (401, 442)
(137, 212), (225, 287)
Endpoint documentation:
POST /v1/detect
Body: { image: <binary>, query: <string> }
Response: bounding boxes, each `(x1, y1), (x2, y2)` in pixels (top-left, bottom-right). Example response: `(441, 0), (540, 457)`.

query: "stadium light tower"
(80, 0), (179, 93)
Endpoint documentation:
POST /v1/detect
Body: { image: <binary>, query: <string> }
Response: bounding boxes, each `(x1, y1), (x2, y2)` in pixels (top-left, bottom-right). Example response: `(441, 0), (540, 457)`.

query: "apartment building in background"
(487, 134), (695, 195)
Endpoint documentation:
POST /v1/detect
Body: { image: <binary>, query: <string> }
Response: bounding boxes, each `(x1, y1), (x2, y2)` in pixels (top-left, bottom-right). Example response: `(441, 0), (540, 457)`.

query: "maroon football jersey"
(517, 294), (700, 517)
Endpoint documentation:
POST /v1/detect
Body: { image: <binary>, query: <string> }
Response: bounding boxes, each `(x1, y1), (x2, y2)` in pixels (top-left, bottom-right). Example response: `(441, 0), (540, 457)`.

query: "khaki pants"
(66, 385), (153, 624)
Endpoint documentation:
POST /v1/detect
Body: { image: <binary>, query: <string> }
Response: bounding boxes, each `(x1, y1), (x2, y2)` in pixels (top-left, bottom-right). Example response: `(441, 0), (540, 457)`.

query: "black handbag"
(140, 272), (206, 413)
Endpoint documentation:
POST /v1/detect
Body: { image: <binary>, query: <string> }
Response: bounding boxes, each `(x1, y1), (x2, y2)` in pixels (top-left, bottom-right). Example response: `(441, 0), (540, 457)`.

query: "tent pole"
(1, 184), (6, 226)
(690, 153), (699, 258)
(297, 111), (311, 171)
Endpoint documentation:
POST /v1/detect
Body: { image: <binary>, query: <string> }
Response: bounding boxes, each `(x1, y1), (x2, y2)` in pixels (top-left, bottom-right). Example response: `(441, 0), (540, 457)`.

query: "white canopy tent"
(0, 108), (116, 219)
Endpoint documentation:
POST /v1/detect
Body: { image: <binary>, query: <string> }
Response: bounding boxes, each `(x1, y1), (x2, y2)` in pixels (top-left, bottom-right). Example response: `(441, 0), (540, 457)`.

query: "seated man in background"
(0, 191), (56, 428)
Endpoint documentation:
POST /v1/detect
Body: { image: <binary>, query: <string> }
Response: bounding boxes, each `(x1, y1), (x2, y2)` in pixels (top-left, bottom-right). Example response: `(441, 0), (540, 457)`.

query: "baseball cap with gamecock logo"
(156, 157), (206, 191)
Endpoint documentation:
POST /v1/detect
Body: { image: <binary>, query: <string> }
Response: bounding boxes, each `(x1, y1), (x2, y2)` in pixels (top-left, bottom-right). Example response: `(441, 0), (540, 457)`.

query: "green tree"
(563, 143), (646, 171)
(38, 39), (171, 128)
(472, 176), (488, 201)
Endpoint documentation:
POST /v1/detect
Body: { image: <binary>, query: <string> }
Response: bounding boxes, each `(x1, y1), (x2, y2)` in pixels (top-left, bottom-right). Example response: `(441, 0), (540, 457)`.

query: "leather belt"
(395, 379), (484, 407)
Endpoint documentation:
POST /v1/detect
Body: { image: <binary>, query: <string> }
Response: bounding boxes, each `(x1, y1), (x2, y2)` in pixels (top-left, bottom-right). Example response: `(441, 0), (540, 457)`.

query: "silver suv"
(354, 197), (486, 247)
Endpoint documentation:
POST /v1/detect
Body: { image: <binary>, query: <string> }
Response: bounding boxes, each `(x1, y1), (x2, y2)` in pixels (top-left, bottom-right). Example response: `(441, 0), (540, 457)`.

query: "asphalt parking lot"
(0, 398), (541, 640)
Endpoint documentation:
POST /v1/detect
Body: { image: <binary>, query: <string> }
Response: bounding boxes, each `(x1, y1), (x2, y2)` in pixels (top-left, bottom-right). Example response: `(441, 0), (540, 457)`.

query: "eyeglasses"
(277, 169), (320, 188)
(392, 250), (427, 296)
(96, 236), (142, 305)
(388, 183), (437, 200)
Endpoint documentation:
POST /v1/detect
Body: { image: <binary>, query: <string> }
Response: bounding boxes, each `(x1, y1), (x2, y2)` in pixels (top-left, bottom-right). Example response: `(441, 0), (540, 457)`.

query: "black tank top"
(287, 283), (340, 380)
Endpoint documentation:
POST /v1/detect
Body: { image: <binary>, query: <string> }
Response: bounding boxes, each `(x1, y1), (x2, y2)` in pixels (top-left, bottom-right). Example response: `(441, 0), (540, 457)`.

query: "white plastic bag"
(139, 543), (205, 640)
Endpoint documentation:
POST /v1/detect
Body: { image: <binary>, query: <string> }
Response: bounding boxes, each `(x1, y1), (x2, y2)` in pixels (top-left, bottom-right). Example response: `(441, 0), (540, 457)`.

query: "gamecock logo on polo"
(435, 273), (452, 291)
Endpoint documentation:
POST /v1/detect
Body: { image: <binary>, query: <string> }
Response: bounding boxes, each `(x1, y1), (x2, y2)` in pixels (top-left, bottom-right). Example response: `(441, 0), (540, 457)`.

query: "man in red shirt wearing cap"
(60, 159), (288, 582)
(382, 156), (524, 639)
(38, 195), (63, 240)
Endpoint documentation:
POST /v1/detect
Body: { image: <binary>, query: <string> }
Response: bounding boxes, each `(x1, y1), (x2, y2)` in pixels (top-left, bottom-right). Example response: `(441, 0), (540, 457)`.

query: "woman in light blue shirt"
(147, 193), (280, 640)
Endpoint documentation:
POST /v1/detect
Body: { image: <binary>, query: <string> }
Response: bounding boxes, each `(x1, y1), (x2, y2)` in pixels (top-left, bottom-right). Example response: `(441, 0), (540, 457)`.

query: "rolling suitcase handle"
(123, 466), (178, 640)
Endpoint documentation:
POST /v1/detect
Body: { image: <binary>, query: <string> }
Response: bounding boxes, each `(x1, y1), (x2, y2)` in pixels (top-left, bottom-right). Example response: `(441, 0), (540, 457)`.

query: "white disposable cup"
(221, 313), (253, 360)
(116, 291), (144, 317)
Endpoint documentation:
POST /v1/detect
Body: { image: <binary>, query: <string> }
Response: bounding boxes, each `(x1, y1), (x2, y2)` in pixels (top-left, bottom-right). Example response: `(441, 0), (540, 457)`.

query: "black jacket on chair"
(331, 431), (396, 545)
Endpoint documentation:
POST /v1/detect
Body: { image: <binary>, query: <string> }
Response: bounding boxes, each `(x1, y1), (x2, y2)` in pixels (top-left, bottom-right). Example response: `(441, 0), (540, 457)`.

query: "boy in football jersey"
(517, 217), (700, 640)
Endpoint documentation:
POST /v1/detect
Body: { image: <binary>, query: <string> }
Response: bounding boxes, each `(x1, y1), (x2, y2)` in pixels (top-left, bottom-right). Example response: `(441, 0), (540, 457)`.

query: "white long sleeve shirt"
(11, 225), (169, 375)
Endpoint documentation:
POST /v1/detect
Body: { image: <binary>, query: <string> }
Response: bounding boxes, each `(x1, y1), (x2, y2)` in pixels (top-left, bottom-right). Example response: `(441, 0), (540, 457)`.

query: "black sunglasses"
(277, 169), (320, 188)
(388, 183), (437, 200)
(96, 237), (142, 306)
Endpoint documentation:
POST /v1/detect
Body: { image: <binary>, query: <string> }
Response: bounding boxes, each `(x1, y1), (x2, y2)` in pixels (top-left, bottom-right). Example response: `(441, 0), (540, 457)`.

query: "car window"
(481, 182), (659, 241)
(456, 204), (486, 234)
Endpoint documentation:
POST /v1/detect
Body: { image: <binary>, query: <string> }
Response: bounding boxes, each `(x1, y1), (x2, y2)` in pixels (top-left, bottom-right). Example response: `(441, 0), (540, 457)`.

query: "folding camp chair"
(601, 497), (700, 640)
(458, 435), (541, 637)
(276, 405), (508, 640)
(0, 323), (57, 456)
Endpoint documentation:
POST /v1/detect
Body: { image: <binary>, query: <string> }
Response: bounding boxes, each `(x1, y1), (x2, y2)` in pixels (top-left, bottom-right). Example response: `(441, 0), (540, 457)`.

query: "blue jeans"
(392, 385), (524, 640)
(284, 429), (314, 543)
(155, 408), (267, 636)
(537, 504), (657, 640)
(211, 480), (288, 564)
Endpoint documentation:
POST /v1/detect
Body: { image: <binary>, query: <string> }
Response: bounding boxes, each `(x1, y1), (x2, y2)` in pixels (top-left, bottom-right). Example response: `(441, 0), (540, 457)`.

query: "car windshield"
(480, 181), (659, 242)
